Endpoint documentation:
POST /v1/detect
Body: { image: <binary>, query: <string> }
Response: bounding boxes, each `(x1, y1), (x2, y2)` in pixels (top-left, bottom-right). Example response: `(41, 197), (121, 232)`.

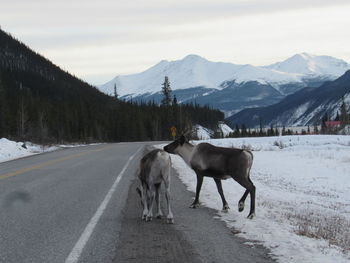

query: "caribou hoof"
(189, 202), (200, 209)
(247, 213), (255, 219)
(146, 215), (153, 222)
(156, 214), (162, 219)
(238, 202), (244, 212)
(222, 204), (230, 213)
(167, 217), (174, 224)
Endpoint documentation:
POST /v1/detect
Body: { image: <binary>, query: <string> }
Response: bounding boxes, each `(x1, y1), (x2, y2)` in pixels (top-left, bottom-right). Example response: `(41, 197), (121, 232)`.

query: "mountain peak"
(295, 52), (314, 59)
(99, 53), (350, 97)
(181, 54), (208, 63)
(183, 54), (203, 60)
(266, 53), (350, 76)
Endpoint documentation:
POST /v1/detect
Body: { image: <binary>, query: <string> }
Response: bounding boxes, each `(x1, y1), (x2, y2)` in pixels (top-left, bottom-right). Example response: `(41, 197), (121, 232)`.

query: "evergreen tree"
(340, 96), (349, 126)
(172, 95), (178, 106)
(113, 84), (118, 100)
(282, 125), (286, 136)
(161, 76), (172, 106)
(335, 111), (340, 121)
(267, 124), (275, 136)
(321, 113), (329, 134)
(234, 124), (240, 137)
(0, 74), (8, 137)
(259, 117), (264, 136)
(241, 124), (247, 137)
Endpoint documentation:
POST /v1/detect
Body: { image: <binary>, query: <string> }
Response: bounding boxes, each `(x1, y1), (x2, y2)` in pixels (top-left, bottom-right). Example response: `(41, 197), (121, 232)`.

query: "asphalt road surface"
(0, 143), (275, 263)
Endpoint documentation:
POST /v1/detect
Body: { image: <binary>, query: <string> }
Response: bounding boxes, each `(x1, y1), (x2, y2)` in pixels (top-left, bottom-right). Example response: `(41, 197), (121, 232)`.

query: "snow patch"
(0, 138), (59, 163)
(157, 135), (350, 263)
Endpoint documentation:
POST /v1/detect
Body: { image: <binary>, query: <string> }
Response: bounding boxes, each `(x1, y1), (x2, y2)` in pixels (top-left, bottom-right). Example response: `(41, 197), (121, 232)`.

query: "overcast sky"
(1, 0), (350, 85)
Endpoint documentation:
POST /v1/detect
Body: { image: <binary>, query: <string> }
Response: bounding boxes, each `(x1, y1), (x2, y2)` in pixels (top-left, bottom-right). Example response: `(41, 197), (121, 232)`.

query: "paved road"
(0, 143), (275, 263)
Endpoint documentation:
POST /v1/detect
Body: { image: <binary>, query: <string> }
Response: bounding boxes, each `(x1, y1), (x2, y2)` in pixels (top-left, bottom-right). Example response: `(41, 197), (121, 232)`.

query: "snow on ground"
(0, 138), (60, 163)
(158, 135), (350, 263)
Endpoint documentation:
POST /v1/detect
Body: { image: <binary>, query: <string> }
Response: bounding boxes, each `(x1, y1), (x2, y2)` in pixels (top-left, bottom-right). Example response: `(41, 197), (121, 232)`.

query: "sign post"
(170, 126), (177, 140)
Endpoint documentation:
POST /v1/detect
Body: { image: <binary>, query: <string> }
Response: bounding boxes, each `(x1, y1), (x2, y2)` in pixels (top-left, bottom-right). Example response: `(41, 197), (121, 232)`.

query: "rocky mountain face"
(226, 70), (350, 127)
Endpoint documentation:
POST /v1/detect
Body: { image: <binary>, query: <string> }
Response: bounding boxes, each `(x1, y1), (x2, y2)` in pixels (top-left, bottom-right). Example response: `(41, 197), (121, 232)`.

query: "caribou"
(136, 149), (174, 224)
(164, 135), (256, 219)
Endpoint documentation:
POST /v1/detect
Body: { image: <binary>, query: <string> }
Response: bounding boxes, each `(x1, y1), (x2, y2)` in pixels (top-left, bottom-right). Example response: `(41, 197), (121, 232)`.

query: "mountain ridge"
(226, 70), (350, 127)
(99, 53), (350, 98)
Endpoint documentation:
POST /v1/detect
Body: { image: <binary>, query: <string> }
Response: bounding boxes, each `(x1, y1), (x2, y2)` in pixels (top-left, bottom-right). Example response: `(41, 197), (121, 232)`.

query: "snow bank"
(0, 138), (59, 163)
(158, 135), (350, 262)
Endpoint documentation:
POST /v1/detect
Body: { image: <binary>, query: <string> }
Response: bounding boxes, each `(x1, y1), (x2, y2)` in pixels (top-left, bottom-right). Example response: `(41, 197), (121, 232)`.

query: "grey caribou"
(136, 149), (174, 224)
(164, 135), (255, 219)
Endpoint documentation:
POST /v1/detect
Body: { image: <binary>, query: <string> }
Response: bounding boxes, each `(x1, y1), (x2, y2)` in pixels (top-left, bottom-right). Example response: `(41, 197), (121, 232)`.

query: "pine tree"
(282, 125), (286, 136)
(321, 113), (329, 134)
(241, 124), (247, 137)
(0, 74), (8, 137)
(259, 117), (264, 136)
(234, 124), (240, 137)
(113, 84), (118, 100)
(172, 95), (178, 106)
(340, 96), (349, 126)
(161, 76), (172, 106)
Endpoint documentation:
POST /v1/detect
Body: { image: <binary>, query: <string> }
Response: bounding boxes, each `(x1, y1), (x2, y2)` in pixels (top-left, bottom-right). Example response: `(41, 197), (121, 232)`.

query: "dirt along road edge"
(113, 146), (275, 263)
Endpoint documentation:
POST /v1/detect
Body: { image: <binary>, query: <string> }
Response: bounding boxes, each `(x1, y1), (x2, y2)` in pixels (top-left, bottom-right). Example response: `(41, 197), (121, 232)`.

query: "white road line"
(65, 148), (141, 263)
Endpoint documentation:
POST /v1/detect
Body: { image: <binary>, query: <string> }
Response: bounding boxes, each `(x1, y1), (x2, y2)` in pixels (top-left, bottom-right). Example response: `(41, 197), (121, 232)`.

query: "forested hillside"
(0, 29), (223, 143)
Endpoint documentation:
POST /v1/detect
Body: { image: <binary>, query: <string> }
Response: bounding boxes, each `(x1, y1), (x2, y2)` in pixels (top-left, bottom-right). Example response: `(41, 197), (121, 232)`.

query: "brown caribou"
(136, 149), (174, 224)
(164, 135), (255, 219)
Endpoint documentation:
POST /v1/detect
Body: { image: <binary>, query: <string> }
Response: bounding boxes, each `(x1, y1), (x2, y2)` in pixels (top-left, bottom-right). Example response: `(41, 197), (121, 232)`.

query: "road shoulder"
(113, 148), (275, 263)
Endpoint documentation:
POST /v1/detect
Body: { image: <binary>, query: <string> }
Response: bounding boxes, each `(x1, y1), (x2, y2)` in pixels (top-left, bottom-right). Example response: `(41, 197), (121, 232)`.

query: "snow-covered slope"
(194, 125), (213, 140)
(101, 55), (242, 96)
(99, 53), (350, 97)
(227, 70), (350, 127)
(218, 122), (233, 137)
(265, 53), (350, 77)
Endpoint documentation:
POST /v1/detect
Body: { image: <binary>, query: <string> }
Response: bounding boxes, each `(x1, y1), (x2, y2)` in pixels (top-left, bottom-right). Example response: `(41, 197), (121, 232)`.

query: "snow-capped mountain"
(265, 53), (350, 77)
(100, 55), (243, 96)
(100, 53), (349, 96)
(99, 53), (350, 117)
(227, 70), (350, 127)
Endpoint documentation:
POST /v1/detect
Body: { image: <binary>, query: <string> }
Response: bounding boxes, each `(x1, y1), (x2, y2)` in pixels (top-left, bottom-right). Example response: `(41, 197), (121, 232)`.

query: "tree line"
(0, 29), (223, 143)
(0, 69), (223, 143)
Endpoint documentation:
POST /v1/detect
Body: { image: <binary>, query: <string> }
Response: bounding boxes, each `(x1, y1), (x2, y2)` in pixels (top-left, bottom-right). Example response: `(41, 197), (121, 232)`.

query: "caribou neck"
(177, 142), (195, 166)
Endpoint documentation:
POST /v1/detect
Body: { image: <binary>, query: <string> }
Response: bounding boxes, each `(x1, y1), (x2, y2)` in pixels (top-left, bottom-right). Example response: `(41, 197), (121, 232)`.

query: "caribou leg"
(190, 172), (203, 208)
(154, 183), (163, 219)
(238, 190), (249, 212)
(146, 186), (156, 221)
(164, 185), (174, 224)
(236, 177), (256, 219)
(213, 178), (230, 212)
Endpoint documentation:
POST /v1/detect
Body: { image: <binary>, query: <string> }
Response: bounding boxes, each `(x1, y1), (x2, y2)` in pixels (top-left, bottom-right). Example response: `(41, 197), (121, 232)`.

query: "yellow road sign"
(170, 126), (177, 138)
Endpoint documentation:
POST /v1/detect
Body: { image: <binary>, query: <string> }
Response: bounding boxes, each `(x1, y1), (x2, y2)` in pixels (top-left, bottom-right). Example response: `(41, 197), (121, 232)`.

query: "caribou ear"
(179, 135), (186, 145)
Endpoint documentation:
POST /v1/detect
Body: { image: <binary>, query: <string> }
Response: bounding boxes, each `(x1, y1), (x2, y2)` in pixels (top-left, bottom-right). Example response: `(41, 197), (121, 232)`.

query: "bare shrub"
(286, 210), (350, 253)
(273, 140), (286, 149)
